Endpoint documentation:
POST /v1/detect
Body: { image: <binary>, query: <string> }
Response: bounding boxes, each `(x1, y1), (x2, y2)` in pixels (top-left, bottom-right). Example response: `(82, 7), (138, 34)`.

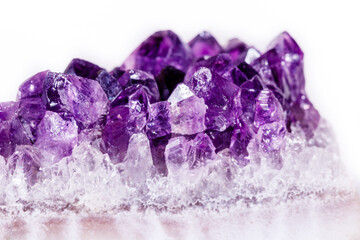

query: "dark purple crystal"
(121, 30), (192, 76)
(155, 66), (185, 100)
(102, 105), (132, 163)
(186, 67), (241, 131)
(64, 58), (103, 80)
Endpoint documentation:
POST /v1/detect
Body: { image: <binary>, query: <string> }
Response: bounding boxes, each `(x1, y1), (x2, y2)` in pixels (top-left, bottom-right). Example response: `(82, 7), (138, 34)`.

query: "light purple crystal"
(7, 146), (42, 185)
(43, 72), (109, 128)
(187, 132), (216, 169)
(289, 94), (320, 138)
(168, 84), (207, 135)
(254, 89), (285, 129)
(35, 111), (78, 161)
(229, 121), (252, 167)
(164, 136), (189, 175)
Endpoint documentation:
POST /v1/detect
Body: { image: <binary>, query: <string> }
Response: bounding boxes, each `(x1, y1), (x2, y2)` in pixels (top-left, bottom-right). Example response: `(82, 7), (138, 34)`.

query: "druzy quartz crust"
(0, 30), (353, 213)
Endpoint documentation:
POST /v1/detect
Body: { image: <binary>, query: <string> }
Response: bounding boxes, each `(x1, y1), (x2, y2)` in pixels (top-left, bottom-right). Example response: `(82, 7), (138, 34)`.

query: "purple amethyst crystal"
(146, 101), (171, 139)
(0, 30), (323, 185)
(17, 70), (49, 100)
(102, 105), (132, 163)
(0, 102), (32, 158)
(239, 77), (264, 124)
(35, 111), (78, 161)
(225, 38), (248, 63)
(206, 126), (234, 153)
(43, 72), (109, 128)
(65, 58), (122, 101)
(251, 32), (319, 135)
(229, 121), (252, 167)
(187, 132), (216, 169)
(185, 53), (235, 82)
(64, 58), (103, 80)
(225, 38), (261, 65)
(186, 67), (241, 131)
(289, 94), (320, 138)
(113, 69), (160, 105)
(155, 66), (185, 100)
(149, 135), (170, 176)
(95, 70), (122, 101)
(0, 102), (20, 157)
(188, 31), (222, 59)
(168, 84), (207, 135)
(17, 98), (46, 143)
(254, 89), (285, 129)
(121, 30), (192, 76)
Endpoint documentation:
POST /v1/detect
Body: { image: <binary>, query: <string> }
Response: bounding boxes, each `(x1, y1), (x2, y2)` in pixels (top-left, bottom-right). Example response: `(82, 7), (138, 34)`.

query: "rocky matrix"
(0, 31), (354, 214)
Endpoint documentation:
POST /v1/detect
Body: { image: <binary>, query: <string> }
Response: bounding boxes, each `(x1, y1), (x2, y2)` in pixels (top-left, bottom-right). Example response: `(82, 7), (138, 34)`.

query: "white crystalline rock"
(121, 133), (155, 186)
(0, 120), (356, 215)
(0, 156), (6, 202)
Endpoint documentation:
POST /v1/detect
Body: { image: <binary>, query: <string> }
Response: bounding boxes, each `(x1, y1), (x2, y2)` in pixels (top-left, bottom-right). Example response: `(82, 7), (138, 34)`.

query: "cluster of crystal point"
(0, 30), (320, 186)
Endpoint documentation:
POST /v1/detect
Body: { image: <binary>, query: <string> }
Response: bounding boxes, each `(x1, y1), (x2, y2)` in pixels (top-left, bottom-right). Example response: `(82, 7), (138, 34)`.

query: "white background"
(0, 0), (359, 185)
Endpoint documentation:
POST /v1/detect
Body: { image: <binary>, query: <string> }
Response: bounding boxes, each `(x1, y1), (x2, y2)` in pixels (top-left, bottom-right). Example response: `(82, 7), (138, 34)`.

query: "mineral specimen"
(0, 30), (331, 212)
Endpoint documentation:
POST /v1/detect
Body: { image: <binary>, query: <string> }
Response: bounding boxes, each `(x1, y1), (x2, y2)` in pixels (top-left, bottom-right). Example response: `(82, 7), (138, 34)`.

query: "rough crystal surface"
(43, 72), (109, 127)
(186, 67), (241, 131)
(35, 111), (78, 161)
(169, 84), (207, 135)
(146, 101), (171, 139)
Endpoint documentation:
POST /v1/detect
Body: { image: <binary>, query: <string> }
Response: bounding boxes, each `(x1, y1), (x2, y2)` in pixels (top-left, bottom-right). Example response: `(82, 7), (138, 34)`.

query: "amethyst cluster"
(0, 30), (320, 182)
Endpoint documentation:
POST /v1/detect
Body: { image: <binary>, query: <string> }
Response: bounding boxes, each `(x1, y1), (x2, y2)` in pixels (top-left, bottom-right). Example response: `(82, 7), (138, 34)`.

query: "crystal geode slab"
(0, 31), (359, 239)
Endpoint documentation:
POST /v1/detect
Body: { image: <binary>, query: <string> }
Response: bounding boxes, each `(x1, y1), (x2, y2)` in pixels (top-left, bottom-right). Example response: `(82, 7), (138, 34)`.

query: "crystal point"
(189, 31), (222, 59)
(121, 30), (192, 76)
